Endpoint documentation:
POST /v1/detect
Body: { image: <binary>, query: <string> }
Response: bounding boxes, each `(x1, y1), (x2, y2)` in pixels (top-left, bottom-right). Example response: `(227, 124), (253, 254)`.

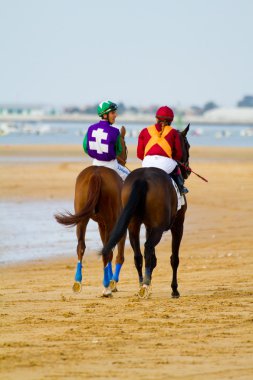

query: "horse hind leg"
(109, 232), (127, 292)
(99, 222), (114, 297)
(129, 221), (143, 286)
(99, 221), (119, 292)
(138, 253), (157, 299)
(73, 220), (88, 293)
(102, 250), (114, 297)
(138, 228), (162, 299)
(143, 228), (162, 285)
(146, 227), (158, 280)
(170, 211), (185, 298)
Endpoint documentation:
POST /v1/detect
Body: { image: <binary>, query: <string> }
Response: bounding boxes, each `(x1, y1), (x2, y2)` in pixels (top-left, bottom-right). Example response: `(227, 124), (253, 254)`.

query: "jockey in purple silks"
(83, 100), (130, 181)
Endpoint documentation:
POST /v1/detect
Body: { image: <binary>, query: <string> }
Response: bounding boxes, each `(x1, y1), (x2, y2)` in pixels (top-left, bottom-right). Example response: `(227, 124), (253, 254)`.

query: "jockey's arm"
(83, 133), (88, 154)
(115, 134), (123, 156)
(117, 126), (129, 166)
(137, 130), (145, 160)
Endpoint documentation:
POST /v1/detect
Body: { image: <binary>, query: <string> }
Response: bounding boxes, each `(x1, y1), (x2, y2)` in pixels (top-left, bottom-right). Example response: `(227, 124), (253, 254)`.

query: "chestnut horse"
(55, 128), (128, 297)
(102, 125), (190, 298)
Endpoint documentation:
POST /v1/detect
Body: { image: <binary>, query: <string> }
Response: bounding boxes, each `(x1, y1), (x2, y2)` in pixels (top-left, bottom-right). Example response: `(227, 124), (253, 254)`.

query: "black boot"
(170, 170), (189, 195)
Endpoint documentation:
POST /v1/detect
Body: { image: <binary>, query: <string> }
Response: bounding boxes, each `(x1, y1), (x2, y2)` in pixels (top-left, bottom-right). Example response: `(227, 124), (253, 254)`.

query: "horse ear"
(120, 126), (126, 138)
(182, 123), (190, 137)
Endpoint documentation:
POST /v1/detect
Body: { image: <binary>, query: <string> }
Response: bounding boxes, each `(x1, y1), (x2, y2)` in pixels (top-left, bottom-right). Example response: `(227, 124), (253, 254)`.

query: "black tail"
(102, 179), (148, 258)
(54, 174), (101, 227)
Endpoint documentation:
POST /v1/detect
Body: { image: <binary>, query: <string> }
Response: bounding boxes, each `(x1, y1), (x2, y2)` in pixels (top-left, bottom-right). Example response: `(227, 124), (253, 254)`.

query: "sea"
(0, 121), (253, 147)
(0, 200), (146, 266)
(0, 121), (252, 265)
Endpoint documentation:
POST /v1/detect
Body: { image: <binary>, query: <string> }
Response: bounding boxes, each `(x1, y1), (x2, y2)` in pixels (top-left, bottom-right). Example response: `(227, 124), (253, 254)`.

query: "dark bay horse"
(55, 130), (128, 296)
(102, 125), (190, 298)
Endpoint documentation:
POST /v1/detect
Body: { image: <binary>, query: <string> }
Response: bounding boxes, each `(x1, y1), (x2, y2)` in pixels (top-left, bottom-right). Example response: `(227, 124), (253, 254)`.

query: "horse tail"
(54, 174), (102, 227)
(102, 179), (148, 258)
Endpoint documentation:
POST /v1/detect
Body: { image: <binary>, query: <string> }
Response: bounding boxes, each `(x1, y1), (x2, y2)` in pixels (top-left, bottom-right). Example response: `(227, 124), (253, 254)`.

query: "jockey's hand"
(117, 126), (128, 166)
(120, 126), (126, 138)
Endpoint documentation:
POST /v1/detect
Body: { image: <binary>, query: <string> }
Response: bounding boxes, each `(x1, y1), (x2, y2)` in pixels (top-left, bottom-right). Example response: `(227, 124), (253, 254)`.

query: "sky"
(0, 0), (252, 108)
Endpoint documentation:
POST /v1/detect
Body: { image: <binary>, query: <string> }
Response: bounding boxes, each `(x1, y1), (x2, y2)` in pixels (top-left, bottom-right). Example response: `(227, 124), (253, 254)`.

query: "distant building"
(0, 104), (57, 116)
(237, 96), (253, 108)
(201, 107), (253, 124)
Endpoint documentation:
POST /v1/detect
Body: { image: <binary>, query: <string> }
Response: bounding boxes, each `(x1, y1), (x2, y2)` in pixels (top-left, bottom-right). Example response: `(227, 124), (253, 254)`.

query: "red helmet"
(156, 106), (174, 121)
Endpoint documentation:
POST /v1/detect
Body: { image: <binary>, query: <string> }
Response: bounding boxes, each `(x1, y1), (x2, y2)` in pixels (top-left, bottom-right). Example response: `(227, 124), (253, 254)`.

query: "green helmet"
(97, 100), (118, 117)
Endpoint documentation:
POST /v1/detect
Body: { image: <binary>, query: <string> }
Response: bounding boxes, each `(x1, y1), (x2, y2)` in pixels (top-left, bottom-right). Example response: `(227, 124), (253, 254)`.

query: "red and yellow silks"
(144, 125), (173, 158)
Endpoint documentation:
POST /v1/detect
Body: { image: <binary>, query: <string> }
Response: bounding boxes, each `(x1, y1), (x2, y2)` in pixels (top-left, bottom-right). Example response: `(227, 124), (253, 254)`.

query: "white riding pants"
(92, 158), (130, 181)
(142, 155), (177, 174)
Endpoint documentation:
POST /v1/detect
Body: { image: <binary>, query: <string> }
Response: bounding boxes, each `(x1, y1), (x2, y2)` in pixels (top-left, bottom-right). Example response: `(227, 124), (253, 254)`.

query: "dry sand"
(0, 145), (253, 379)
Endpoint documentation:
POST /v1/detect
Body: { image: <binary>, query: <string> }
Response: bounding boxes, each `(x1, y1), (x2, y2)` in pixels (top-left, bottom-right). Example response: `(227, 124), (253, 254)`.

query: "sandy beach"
(0, 145), (253, 379)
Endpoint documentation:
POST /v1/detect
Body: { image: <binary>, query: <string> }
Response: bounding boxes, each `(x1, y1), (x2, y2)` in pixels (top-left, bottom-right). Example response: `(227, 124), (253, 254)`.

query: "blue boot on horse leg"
(108, 261), (113, 281)
(102, 251), (113, 297)
(109, 263), (122, 292)
(72, 242), (85, 293)
(73, 261), (83, 293)
(101, 248), (119, 295)
(72, 224), (86, 293)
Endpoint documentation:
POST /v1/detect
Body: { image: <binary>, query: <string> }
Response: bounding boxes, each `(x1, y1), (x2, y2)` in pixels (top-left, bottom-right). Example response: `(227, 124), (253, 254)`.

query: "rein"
(178, 161), (208, 183)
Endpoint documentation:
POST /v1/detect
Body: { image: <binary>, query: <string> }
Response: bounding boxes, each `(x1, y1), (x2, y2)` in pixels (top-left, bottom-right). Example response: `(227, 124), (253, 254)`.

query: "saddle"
(169, 175), (186, 211)
(169, 166), (189, 195)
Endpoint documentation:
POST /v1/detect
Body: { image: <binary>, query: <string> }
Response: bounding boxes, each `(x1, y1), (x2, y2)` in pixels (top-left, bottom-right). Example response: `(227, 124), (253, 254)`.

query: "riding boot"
(170, 167), (189, 195)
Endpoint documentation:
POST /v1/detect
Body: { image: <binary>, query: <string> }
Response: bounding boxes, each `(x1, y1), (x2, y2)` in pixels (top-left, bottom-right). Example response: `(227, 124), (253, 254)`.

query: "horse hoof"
(109, 280), (118, 292)
(102, 287), (112, 298)
(171, 290), (180, 298)
(72, 281), (82, 293)
(137, 285), (151, 299)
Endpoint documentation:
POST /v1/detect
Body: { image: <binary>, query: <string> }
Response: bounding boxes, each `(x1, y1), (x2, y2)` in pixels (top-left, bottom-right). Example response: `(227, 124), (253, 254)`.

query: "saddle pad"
(171, 178), (185, 211)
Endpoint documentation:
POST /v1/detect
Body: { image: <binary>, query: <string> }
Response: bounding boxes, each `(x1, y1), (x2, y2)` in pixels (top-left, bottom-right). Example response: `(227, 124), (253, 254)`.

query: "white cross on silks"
(89, 128), (109, 154)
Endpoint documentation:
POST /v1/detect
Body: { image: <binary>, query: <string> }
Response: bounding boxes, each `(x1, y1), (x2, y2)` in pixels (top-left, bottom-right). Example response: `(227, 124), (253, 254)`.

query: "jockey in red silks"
(137, 106), (188, 194)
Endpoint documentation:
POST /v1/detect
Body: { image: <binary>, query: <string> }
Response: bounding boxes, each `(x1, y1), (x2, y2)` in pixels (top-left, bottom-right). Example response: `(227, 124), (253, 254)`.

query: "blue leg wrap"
(103, 264), (110, 287)
(112, 263), (122, 282)
(75, 261), (82, 282)
(108, 261), (113, 280)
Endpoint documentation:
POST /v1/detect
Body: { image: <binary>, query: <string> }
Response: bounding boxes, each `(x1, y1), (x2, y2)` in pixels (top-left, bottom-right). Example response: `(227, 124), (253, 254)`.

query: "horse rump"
(102, 178), (148, 258)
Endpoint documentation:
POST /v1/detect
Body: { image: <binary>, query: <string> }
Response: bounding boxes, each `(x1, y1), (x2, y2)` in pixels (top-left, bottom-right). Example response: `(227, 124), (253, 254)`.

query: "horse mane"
(177, 124), (190, 178)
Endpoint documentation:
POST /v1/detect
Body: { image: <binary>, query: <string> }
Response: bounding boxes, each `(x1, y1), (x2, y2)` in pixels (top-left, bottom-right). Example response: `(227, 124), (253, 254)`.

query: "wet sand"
(1, 145), (253, 379)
